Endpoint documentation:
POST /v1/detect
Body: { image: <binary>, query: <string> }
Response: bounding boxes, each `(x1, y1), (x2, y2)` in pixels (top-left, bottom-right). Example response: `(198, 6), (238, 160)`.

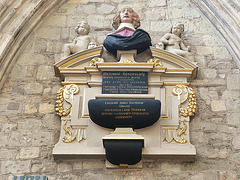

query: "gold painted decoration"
(89, 57), (104, 66)
(147, 57), (163, 67)
(120, 59), (134, 63)
(162, 120), (187, 144)
(55, 84), (80, 117)
(62, 119), (87, 143)
(172, 85), (197, 117)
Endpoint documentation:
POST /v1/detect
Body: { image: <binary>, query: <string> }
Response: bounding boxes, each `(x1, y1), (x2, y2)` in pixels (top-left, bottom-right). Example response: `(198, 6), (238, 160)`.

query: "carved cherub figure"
(157, 23), (191, 59)
(63, 21), (97, 58)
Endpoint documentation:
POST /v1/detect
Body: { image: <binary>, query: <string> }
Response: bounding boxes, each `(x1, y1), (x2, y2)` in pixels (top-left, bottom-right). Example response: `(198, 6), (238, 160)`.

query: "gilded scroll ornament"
(121, 59), (134, 63)
(62, 119), (86, 143)
(162, 120), (187, 144)
(55, 84), (80, 117)
(172, 85), (197, 117)
(147, 57), (163, 67)
(89, 57), (104, 66)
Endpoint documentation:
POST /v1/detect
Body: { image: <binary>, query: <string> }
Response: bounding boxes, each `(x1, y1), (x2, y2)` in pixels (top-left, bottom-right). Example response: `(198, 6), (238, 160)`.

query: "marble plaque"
(102, 71), (148, 94)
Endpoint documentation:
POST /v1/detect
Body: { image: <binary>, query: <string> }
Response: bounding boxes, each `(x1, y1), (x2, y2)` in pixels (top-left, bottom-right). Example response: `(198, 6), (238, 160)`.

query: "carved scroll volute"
(162, 120), (187, 144)
(62, 119), (87, 143)
(89, 57), (104, 66)
(172, 85), (197, 118)
(147, 57), (163, 67)
(55, 84), (80, 117)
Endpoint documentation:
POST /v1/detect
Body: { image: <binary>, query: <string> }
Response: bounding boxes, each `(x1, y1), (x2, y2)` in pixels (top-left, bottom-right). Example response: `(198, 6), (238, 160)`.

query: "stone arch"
(0, 0), (68, 90)
(0, 0), (239, 91)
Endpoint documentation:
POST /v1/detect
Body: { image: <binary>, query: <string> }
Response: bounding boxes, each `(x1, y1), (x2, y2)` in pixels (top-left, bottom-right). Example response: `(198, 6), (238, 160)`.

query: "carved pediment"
(54, 46), (198, 81)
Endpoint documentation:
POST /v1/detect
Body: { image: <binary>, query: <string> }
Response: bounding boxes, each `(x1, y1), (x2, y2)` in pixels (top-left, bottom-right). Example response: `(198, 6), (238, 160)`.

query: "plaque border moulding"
(53, 46), (198, 164)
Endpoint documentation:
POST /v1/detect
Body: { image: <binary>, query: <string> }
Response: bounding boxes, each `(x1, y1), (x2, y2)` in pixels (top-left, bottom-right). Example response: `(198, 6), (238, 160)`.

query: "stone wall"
(0, 0), (239, 179)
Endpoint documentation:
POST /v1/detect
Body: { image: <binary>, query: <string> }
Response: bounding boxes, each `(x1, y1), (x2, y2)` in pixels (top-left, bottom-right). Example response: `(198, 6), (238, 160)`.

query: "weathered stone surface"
(83, 160), (105, 169)
(196, 46), (213, 55)
(218, 125), (237, 134)
(36, 65), (55, 81)
(31, 163), (57, 173)
(7, 102), (19, 110)
(227, 74), (240, 90)
(149, 0), (167, 7)
(24, 104), (38, 114)
(46, 41), (63, 53)
(202, 34), (222, 46)
(183, 8), (201, 19)
(226, 99), (240, 111)
(218, 151), (229, 159)
(0, 0), (240, 179)
(161, 162), (181, 172)
(198, 87), (218, 100)
(18, 119), (42, 130)
(9, 65), (27, 78)
(57, 162), (72, 172)
(97, 4), (115, 14)
(20, 147), (40, 159)
(232, 135), (240, 150)
(17, 53), (47, 65)
(199, 68), (217, 79)
(24, 82), (43, 94)
(145, 10), (165, 21)
(211, 100), (226, 111)
(0, 149), (17, 160)
(150, 21), (172, 32)
(219, 171), (238, 180)
(168, 7), (183, 19)
(87, 15), (104, 28)
(58, 3), (78, 15)
(0, 132), (8, 148)
(188, 20), (214, 34)
(194, 55), (206, 67)
(73, 161), (83, 170)
(227, 112), (240, 126)
(1, 160), (31, 174)
(8, 132), (33, 147)
(39, 103), (55, 113)
(222, 90), (239, 100)
(0, 115), (7, 121)
(1, 123), (17, 132)
(44, 15), (67, 27)
(189, 171), (218, 180)
(168, 0), (189, 7)
(201, 122), (217, 131)
(36, 27), (61, 40)
(43, 114), (60, 130)
(32, 131), (53, 146)
(213, 46), (232, 60)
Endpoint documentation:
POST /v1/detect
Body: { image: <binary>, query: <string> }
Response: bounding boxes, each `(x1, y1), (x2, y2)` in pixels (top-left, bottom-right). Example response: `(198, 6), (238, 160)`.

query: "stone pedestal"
(117, 50), (137, 63)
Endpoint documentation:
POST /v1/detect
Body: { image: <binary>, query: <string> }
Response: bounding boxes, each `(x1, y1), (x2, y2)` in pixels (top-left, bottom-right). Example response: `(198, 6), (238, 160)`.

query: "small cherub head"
(170, 23), (184, 37)
(75, 21), (90, 35)
(112, 7), (140, 30)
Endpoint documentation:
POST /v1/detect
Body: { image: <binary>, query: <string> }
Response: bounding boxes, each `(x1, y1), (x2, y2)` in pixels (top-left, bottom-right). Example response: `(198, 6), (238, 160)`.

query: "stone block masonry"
(0, 0), (239, 179)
